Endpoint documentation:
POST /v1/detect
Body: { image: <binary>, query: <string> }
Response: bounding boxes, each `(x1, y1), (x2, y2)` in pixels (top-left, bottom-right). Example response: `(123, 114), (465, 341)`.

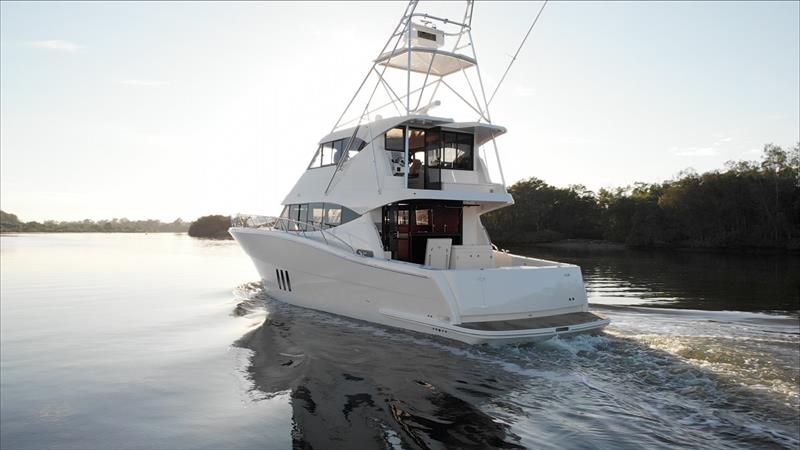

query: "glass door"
(424, 129), (441, 190)
(404, 128), (442, 190)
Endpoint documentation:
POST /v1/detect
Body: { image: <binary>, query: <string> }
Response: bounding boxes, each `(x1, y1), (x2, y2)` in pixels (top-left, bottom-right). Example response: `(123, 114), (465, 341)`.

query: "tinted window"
(281, 203), (360, 229)
(385, 127), (405, 151)
(333, 140), (346, 164)
(309, 138), (366, 169)
(287, 204), (301, 230)
(309, 203), (325, 228)
(345, 137), (366, 151)
(409, 129), (425, 150)
(324, 204), (342, 227)
(346, 137), (366, 159)
(415, 209), (430, 226)
(454, 133), (473, 170)
(441, 131), (473, 171)
(288, 205), (300, 221)
(342, 206), (359, 224)
(297, 204), (309, 230)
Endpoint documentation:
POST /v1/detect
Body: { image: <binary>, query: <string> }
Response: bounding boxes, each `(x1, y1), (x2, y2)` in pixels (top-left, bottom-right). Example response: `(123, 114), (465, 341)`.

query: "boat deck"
(457, 312), (607, 332)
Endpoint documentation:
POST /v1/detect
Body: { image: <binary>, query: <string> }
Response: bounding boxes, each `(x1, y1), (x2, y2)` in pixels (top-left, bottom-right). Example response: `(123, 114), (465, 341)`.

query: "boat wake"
(230, 284), (800, 449)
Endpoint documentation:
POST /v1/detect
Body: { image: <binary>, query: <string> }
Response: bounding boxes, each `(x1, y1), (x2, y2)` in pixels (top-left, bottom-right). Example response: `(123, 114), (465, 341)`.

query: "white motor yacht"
(230, 1), (609, 345)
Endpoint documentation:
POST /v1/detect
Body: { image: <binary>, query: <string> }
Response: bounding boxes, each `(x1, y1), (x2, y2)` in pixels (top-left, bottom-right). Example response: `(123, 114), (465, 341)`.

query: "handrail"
(231, 214), (356, 254)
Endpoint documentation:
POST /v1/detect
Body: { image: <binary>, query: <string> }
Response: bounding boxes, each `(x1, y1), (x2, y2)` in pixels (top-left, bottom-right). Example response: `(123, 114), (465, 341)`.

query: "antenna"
(488, 0), (548, 106)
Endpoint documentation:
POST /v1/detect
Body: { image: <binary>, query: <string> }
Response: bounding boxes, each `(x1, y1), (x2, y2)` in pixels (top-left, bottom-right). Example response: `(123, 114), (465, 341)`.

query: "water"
(1, 234), (797, 449)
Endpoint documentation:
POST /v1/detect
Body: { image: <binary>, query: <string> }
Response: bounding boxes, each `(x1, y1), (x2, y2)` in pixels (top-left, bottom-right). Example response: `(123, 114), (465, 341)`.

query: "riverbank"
(483, 145), (800, 253)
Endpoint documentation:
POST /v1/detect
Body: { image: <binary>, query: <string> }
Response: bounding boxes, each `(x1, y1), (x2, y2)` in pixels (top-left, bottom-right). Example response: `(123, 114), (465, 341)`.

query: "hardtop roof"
(318, 114), (506, 147)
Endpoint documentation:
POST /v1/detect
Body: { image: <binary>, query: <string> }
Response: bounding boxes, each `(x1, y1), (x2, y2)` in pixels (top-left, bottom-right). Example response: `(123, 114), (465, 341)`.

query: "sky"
(1, 1), (798, 222)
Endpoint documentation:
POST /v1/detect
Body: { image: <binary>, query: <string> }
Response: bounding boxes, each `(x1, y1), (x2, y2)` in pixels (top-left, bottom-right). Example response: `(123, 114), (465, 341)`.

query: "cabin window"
(441, 131), (473, 170)
(288, 205), (299, 221)
(415, 209), (430, 226)
(321, 142), (335, 166)
(287, 204), (301, 230)
(324, 205), (342, 227)
(342, 207), (360, 224)
(385, 127), (405, 151)
(409, 129), (425, 149)
(332, 139), (346, 164)
(345, 137), (366, 159)
(279, 203), (359, 229)
(308, 138), (367, 169)
(309, 203), (325, 228)
(297, 204), (309, 230)
(309, 146), (324, 168)
(397, 209), (409, 225)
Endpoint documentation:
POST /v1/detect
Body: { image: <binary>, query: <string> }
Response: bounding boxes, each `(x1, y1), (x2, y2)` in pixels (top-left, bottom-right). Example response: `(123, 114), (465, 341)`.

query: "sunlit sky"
(1, 1), (798, 222)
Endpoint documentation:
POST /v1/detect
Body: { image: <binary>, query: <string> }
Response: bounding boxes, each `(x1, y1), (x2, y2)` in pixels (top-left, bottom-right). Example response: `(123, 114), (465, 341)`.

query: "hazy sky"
(1, 1), (798, 222)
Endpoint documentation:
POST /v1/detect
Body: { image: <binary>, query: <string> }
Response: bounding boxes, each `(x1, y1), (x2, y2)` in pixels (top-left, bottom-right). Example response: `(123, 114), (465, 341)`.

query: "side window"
(287, 204), (300, 230)
(426, 130), (441, 168)
(441, 133), (457, 169)
(441, 132), (473, 170)
(321, 142), (335, 166)
(324, 204), (342, 227)
(454, 133), (473, 170)
(415, 209), (430, 226)
(333, 139), (346, 165)
(308, 146), (323, 169)
(310, 137), (368, 170)
(385, 127), (405, 151)
(309, 203), (325, 228)
(346, 137), (366, 160)
(297, 204), (309, 230)
(398, 209), (409, 225)
(280, 203), (359, 230)
(288, 204), (300, 221)
(341, 206), (359, 224)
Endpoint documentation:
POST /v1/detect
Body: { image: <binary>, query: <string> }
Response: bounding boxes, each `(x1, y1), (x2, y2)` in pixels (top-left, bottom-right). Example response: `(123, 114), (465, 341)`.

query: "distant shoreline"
(3, 232), (796, 255)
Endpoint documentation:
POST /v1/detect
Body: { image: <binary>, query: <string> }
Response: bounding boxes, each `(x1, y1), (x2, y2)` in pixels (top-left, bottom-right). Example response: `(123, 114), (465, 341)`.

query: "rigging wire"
(487, 0), (548, 106)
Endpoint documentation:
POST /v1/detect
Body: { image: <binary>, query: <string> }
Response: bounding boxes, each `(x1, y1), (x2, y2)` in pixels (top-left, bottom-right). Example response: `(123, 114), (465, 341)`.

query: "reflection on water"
(233, 286), (799, 449)
(1, 234), (798, 449)
(515, 246), (800, 313)
(233, 284), (525, 449)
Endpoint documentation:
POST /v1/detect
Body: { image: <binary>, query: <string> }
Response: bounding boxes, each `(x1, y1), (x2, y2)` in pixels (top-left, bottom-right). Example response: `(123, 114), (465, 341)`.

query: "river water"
(1, 233), (797, 449)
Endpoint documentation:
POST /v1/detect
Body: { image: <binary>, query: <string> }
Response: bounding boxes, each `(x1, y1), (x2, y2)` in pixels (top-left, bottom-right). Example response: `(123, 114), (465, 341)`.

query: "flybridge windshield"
(308, 138), (367, 169)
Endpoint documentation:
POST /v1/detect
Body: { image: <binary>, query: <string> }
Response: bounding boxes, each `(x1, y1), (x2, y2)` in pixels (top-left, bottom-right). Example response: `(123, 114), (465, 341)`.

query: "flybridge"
(320, 1), (508, 195)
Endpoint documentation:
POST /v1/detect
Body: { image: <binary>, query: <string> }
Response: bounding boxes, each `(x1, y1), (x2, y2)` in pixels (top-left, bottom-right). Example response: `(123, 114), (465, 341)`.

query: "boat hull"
(230, 227), (609, 345)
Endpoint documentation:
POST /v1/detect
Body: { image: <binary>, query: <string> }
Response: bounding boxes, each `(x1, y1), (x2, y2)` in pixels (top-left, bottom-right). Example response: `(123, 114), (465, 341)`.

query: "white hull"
(230, 227), (609, 345)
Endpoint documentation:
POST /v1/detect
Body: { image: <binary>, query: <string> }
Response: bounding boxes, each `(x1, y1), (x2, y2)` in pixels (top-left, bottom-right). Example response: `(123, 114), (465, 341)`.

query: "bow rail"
(231, 214), (356, 254)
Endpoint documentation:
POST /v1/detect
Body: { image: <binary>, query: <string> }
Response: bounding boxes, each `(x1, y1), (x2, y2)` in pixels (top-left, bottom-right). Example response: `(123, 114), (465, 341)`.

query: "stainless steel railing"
(231, 214), (356, 254)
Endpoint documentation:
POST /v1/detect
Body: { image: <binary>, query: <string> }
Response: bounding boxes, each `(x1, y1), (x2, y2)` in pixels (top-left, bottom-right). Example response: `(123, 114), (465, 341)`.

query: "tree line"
(3, 143), (797, 250)
(0, 211), (189, 233)
(483, 143), (800, 251)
